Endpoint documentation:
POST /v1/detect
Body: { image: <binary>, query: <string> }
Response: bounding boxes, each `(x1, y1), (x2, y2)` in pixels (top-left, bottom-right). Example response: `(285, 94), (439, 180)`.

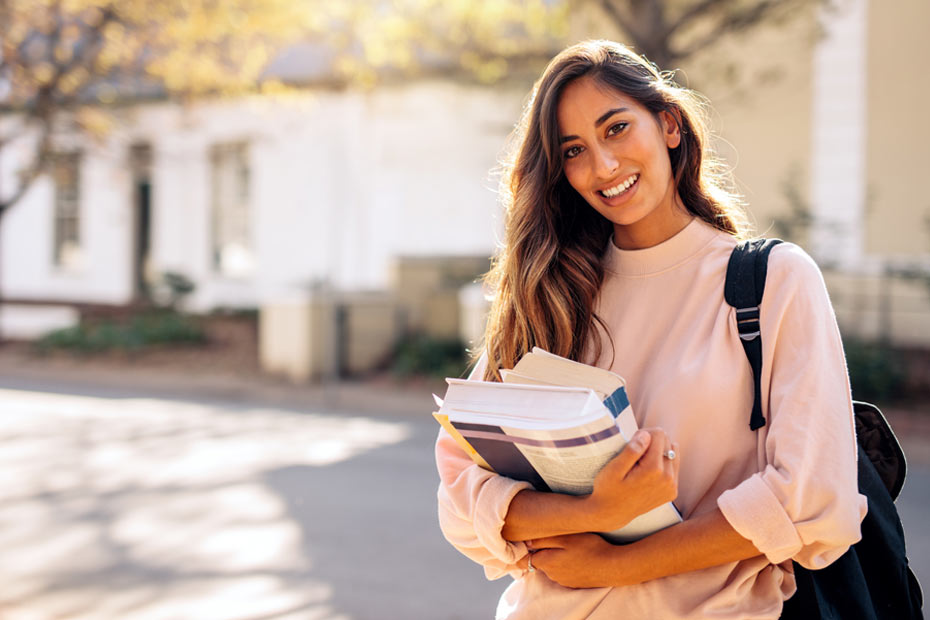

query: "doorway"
(130, 143), (153, 301)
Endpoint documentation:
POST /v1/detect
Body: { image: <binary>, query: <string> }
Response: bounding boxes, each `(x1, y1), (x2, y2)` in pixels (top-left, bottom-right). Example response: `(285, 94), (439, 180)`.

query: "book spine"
(450, 421), (551, 492)
(603, 386), (630, 418)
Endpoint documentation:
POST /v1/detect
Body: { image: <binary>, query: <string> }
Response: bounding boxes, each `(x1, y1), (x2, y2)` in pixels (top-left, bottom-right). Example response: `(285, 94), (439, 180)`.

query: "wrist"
(581, 493), (633, 533)
(602, 541), (639, 587)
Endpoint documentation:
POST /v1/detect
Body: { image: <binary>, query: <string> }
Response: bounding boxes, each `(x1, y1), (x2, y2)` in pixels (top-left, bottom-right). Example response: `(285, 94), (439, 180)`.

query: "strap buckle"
(735, 306), (760, 341)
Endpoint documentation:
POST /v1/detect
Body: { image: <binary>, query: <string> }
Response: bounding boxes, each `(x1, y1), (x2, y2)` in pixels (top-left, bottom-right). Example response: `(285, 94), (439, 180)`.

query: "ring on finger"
(527, 553), (535, 573)
(663, 449), (677, 460)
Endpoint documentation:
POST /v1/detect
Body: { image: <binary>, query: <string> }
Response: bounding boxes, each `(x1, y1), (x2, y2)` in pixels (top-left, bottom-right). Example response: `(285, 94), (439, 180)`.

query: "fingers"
(588, 427), (679, 530)
(668, 440), (681, 477)
(660, 439), (680, 501)
(636, 428), (668, 471)
(631, 429), (679, 502)
(605, 429), (652, 478)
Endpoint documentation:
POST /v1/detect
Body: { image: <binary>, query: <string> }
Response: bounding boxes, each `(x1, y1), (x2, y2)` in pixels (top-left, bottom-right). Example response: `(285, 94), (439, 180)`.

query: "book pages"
(435, 348), (682, 543)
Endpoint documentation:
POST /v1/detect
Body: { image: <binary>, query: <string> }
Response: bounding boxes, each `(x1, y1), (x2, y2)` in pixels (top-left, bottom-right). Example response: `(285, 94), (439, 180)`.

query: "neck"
(612, 195), (694, 250)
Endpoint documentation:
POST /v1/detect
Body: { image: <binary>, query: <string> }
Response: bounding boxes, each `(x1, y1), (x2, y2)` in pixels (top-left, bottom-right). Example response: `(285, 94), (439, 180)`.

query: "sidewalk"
(0, 344), (444, 420)
(1, 344), (927, 464)
(1, 346), (926, 620)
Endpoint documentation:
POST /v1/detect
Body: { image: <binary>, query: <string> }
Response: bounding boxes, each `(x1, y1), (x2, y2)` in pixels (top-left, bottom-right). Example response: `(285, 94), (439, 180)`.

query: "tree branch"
(0, 5), (118, 215)
(597, 0), (675, 66)
(667, 0), (736, 36)
(0, 120), (52, 217)
(670, 0), (797, 61)
(599, 0), (641, 43)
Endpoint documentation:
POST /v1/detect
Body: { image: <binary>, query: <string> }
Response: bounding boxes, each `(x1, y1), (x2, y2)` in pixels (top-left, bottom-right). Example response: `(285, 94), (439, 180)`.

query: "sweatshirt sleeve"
(717, 243), (867, 569)
(434, 352), (533, 580)
(436, 429), (533, 579)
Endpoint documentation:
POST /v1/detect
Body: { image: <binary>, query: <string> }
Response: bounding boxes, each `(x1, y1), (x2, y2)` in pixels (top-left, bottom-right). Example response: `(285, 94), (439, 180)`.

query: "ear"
(660, 109), (682, 149)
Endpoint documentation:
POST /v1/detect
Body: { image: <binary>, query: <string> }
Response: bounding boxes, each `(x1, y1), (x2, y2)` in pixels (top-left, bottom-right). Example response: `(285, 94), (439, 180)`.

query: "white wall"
(0, 122), (134, 304)
(0, 81), (525, 313)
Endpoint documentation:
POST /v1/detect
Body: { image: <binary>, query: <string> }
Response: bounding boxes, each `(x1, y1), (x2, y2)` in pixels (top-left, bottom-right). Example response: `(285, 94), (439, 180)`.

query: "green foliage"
(147, 270), (197, 309)
(392, 334), (469, 379)
(36, 310), (207, 354)
(163, 271), (196, 299)
(211, 306), (259, 319)
(843, 336), (907, 403)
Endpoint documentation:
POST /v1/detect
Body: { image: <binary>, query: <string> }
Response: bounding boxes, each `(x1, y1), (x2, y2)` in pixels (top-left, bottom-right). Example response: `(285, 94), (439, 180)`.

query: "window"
(52, 152), (83, 270)
(210, 142), (253, 277)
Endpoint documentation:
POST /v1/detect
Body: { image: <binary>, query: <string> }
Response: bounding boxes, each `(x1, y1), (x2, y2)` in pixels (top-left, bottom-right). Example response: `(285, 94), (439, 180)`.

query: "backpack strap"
(724, 238), (783, 430)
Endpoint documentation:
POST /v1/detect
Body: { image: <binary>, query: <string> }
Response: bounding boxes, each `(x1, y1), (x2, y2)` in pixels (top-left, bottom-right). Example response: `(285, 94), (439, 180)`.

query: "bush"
(37, 309), (207, 354)
(843, 336), (907, 403)
(392, 334), (469, 379)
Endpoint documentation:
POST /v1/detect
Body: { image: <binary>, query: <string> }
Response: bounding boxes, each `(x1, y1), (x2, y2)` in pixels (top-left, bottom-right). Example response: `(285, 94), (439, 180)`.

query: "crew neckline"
(603, 218), (721, 276)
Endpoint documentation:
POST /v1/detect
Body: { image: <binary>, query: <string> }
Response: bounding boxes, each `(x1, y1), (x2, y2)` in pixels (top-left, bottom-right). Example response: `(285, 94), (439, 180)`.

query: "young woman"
(435, 40), (866, 619)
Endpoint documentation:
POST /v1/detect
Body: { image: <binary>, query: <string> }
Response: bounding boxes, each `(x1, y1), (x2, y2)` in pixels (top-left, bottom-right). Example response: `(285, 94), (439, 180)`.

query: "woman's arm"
(522, 508), (761, 589)
(525, 245), (866, 588)
(436, 428), (533, 579)
(503, 428), (679, 542)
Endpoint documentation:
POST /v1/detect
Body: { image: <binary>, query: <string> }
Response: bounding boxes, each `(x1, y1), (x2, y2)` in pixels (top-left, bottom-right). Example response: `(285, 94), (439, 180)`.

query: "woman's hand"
(518, 533), (627, 589)
(518, 509), (764, 589)
(501, 428), (679, 542)
(584, 428), (680, 532)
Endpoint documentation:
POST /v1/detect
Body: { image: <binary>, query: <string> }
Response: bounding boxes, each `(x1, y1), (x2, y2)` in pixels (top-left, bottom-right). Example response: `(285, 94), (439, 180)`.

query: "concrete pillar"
(259, 290), (337, 382)
(809, 0), (868, 268)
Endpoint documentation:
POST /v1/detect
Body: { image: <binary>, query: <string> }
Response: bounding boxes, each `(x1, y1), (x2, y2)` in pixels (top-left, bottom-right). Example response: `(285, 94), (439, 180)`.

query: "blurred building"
(1, 0), (928, 361)
(0, 81), (521, 347)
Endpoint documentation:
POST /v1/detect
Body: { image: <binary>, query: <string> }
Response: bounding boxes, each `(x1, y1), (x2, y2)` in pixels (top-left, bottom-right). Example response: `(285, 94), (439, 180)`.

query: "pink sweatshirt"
(435, 218), (867, 619)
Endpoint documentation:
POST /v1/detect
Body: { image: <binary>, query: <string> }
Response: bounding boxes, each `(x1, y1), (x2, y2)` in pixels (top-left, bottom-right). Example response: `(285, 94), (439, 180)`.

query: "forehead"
(557, 76), (644, 132)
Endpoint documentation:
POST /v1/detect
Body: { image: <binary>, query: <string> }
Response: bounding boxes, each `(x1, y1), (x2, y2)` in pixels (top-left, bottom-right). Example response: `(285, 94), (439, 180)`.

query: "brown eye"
(564, 145), (583, 159)
(607, 122), (628, 137)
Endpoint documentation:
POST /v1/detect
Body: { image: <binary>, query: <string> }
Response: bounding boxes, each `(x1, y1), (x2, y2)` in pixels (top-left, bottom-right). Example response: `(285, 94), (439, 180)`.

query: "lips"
(598, 173), (639, 198)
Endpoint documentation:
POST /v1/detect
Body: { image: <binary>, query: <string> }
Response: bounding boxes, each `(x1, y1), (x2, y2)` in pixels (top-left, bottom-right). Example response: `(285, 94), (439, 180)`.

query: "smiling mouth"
(598, 173), (639, 198)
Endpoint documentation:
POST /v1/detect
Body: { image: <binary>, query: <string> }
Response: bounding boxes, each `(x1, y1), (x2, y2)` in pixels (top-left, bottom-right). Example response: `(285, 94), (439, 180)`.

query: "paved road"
(0, 384), (926, 620)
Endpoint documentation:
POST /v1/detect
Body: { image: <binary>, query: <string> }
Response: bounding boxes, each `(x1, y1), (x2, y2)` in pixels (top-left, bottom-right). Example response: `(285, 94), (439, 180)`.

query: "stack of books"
(433, 347), (681, 543)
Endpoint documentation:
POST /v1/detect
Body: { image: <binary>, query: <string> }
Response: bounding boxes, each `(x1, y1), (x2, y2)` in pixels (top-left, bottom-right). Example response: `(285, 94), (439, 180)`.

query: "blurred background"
(0, 0), (927, 618)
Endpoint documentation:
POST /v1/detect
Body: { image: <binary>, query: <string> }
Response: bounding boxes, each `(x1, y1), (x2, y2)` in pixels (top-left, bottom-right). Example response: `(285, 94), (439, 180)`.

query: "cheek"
(642, 141), (674, 182)
(562, 162), (588, 195)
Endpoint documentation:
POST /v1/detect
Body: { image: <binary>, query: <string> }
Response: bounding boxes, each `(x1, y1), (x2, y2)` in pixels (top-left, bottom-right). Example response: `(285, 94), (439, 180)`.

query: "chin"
(594, 204), (653, 229)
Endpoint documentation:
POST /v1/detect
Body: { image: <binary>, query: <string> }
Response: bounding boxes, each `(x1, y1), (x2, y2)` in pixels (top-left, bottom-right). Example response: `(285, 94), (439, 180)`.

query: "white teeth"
(600, 174), (638, 198)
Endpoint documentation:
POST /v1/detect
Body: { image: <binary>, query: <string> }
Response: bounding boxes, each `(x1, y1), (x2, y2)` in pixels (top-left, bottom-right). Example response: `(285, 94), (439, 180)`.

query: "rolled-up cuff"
(475, 475), (534, 565)
(718, 474), (802, 564)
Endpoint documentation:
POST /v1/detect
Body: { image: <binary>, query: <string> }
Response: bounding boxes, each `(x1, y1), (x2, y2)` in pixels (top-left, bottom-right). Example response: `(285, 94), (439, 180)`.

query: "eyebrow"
(559, 107), (630, 144)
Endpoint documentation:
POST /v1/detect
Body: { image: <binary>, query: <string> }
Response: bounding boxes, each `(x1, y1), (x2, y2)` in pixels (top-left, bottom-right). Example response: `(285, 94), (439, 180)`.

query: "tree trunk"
(0, 207), (5, 344)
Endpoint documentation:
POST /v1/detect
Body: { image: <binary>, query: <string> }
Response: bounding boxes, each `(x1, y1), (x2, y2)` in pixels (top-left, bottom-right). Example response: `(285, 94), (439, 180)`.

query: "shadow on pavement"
(262, 420), (507, 620)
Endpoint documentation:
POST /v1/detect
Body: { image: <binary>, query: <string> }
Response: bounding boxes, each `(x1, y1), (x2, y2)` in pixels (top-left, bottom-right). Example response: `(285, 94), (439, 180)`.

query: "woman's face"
(556, 75), (691, 249)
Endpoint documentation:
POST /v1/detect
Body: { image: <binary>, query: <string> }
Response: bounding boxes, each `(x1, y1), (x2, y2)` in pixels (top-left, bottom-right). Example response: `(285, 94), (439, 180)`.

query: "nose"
(592, 144), (619, 179)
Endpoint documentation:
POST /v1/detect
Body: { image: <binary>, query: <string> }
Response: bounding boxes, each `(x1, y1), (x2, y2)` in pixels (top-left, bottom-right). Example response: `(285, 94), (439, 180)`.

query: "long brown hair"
(480, 40), (750, 381)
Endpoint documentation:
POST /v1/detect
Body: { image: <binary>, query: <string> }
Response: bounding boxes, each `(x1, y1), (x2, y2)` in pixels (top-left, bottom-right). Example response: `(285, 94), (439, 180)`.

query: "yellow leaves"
(96, 84), (118, 104)
(319, 0), (566, 85)
(53, 43), (74, 65)
(258, 79), (294, 96)
(59, 66), (90, 95)
(74, 106), (113, 140)
(102, 21), (126, 46)
(355, 12), (419, 70)
(333, 56), (378, 89)
(32, 62), (56, 86)
(2, 0), (568, 109)
(461, 53), (509, 84)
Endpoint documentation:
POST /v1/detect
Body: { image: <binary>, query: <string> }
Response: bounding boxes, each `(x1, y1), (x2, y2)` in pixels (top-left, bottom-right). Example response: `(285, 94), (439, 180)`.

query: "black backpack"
(724, 238), (924, 620)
